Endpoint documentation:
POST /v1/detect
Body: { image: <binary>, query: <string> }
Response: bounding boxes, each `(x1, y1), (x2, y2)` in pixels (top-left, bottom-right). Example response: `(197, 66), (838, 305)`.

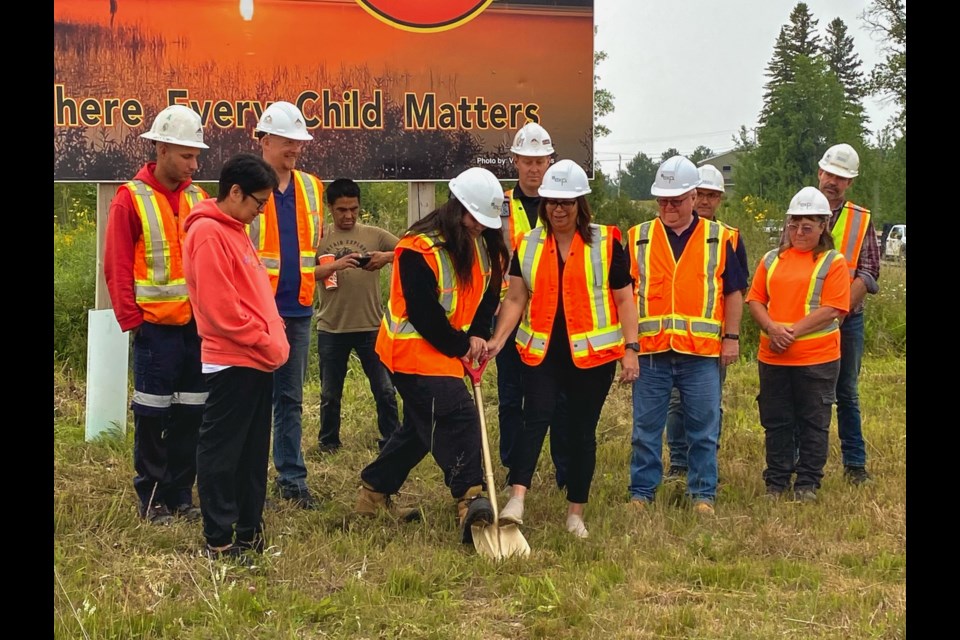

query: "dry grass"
(54, 349), (905, 639)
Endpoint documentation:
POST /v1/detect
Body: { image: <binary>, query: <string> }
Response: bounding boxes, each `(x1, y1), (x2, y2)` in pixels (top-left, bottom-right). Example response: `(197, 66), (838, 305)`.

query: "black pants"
(361, 373), (483, 500)
(510, 358), (616, 504)
(197, 367), (273, 548)
(758, 360), (840, 492)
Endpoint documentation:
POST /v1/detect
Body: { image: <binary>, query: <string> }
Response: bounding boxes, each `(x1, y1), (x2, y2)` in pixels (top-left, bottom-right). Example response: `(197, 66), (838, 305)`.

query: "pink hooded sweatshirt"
(183, 199), (290, 372)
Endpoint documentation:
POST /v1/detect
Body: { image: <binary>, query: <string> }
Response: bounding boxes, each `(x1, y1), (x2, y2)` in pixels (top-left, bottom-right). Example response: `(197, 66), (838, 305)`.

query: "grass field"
(53, 347), (906, 639)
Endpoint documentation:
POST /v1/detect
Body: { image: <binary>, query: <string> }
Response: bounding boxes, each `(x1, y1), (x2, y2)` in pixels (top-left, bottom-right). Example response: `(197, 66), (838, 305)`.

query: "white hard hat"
(140, 105), (208, 149)
(538, 159), (591, 198)
(786, 187), (832, 217)
(818, 143), (859, 178)
(255, 101), (314, 141)
(510, 122), (555, 157)
(697, 164), (725, 193)
(449, 167), (503, 229)
(651, 155), (700, 197)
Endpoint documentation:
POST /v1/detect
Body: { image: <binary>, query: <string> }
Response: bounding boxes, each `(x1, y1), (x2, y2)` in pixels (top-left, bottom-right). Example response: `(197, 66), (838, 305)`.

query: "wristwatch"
(625, 342), (641, 352)
(722, 334), (740, 341)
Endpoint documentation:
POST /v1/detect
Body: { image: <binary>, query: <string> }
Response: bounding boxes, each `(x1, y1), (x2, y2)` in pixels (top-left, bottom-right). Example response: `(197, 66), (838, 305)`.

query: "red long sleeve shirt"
(103, 163), (198, 332)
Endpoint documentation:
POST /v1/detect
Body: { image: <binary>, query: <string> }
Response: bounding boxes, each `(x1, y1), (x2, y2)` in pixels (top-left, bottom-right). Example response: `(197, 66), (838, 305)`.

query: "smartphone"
(355, 254), (372, 267)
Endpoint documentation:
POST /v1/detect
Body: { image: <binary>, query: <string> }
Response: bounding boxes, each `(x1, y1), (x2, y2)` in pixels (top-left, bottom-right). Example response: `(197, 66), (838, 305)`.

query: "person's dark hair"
(326, 178), (362, 205)
(216, 153), (279, 202)
(407, 198), (509, 289)
(537, 195), (594, 243)
(779, 215), (834, 259)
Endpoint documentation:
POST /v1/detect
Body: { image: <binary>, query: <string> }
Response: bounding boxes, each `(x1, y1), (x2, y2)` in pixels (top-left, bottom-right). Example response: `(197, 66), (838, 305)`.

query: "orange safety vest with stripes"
(830, 201), (871, 281)
(247, 170), (324, 306)
(125, 179), (208, 325)
(514, 225), (625, 369)
(627, 218), (730, 357)
(376, 232), (492, 378)
(754, 248), (848, 365)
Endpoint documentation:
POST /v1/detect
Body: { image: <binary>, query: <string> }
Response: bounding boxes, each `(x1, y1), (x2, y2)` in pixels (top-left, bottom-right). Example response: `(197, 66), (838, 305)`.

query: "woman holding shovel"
(485, 160), (638, 538)
(354, 167), (510, 545)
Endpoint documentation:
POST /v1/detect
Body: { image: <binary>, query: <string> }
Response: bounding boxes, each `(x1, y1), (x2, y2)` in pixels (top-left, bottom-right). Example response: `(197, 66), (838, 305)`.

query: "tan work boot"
(456, 485), (493, 544)
(354, 483), (421, 522)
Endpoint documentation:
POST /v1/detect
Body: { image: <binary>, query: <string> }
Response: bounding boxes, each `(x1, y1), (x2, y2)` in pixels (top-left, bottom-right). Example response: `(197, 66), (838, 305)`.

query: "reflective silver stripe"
(703, 221), (721, 320)
(519, 227), (546, 287)
(132, 391), (173, 409)
(262, 257), (281, 270)
(516, 325), (548, 354)
(690, 320), (721, 335)
(587, 224), (609, 330)
(300, 254), (315, 269)
(297, 171), (321, 214)
(136, 283), (189, 298)
(570, 326), (624, 356)
(763, 249), (778, 270)
(248, 215), (261, 246)
(129, 180), (169, 285)
(434, 237), (456, 314)
(841, 205), (865, 274)
(172, 391), (208, 406)
(640, 316), (719, 337)
(639, 319), (661, 335)
(182, 184), (204, 207)
(635, 223), (653, 318)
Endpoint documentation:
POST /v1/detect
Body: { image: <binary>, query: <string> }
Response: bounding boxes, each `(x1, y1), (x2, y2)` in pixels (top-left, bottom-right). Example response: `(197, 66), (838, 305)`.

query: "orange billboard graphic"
(53, 0), (595, 182)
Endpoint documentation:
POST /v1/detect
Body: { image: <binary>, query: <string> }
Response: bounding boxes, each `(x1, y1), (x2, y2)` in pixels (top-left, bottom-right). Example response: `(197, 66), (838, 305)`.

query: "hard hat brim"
(650, 184), (698, 197)
(510, 147), (554, 157)
(139, 131), (210, 149)
(467, 208), (502, 229)
(817, 160), (857, 179)
(697, 184), (724, 193)
(537, 187), (591, 198)
(256, 128), (314, 142)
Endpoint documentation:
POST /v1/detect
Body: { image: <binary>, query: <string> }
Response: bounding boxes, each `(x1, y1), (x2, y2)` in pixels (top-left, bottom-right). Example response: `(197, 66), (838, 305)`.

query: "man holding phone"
(314, 178), (401, 454)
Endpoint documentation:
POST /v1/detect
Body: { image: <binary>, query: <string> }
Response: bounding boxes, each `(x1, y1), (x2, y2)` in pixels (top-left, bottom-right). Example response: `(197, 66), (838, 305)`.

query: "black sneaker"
(171, 503), (203, 522)
(316, 442), (342, 455)
(844, 466), (871, 486)
(459, 496), (494, 544)
(140, 503), (174, 525)
(279, 487), (320, 510)
(664, 465), (687, 481)
(204, 543), (257, 568)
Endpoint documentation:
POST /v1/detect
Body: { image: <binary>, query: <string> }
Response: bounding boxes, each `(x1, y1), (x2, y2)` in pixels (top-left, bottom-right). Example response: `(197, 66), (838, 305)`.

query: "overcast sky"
(593, 0), (897, 173)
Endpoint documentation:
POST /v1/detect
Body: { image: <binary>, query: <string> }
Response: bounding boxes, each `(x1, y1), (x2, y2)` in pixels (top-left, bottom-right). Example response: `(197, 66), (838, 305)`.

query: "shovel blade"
(471, 523), (531, 561)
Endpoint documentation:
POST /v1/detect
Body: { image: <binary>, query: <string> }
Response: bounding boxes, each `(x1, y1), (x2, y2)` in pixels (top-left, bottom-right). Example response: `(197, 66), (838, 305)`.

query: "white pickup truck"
(884, 224), (906, 261)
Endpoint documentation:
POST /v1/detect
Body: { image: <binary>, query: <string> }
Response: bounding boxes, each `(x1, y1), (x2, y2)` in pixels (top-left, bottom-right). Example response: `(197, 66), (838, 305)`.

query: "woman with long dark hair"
(354, 167), (511, 546)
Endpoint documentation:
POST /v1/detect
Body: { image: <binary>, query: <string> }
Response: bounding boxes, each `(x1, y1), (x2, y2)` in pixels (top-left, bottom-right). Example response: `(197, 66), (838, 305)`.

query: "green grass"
(54, 350), (906, 639)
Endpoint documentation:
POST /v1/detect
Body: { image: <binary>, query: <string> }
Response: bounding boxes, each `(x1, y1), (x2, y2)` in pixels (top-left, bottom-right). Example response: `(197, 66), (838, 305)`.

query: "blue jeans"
(665, 364), (727, 469)
(836, 312), (867, 467)
(317, 330), (400, 450)
(629, 352), (721, 503)
(272, 315), (312, 492)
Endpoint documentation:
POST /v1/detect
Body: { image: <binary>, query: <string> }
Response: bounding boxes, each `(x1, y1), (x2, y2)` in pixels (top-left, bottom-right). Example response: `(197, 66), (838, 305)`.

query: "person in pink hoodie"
(183, 153), (290, 562)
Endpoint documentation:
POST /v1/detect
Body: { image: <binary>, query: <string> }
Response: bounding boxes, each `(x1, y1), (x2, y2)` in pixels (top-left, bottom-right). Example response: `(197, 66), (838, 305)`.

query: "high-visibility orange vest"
(754, 248), (848, 365)
(247, 170), (323, 306)
(125, 180), (208, 325)
(376, 232), (492, 377)
(627, 218), (730, 357)
(830, 201), (871, 281)
(514, 225), (625, 369)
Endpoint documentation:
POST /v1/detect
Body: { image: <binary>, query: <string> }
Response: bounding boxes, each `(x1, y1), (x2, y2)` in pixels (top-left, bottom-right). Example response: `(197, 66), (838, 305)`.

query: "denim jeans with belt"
(272, 315), (312, 492)
(317, 329), (400, 451)
(836, 312), (867, 467)
(629, 352), (721, 503)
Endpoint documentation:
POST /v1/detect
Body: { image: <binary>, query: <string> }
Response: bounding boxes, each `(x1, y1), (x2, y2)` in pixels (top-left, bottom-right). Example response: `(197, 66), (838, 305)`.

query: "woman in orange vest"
(747, 187), (851, 502)
(485, 160), (639, 539)
(355, 167), (511, 546)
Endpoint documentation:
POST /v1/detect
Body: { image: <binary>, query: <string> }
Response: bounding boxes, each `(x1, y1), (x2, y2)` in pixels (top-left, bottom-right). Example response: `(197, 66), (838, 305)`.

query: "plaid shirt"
(831, 201), (880, 315)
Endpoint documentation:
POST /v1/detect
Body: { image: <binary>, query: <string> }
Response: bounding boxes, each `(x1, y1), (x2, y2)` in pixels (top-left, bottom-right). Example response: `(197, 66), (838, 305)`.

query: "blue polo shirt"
(664, 213), (747, 295)
(273, 179), (313, 318)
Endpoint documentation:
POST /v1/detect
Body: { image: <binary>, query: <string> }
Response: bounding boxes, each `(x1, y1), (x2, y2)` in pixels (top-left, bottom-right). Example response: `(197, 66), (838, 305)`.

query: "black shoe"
(204, 543), (257, 568)
(664, 465), (687, 481)
(763, 487), (786, 501)
(279, 487), (320, 510)
(459, 496), (494, 545)
(316, 442), (342, 455)
(171, 503), (203, 522)
(844, 466), (871, 486)
(140, 503), (174, 525)
(793, 487), (818, 503)
(236, 534), (265, 555)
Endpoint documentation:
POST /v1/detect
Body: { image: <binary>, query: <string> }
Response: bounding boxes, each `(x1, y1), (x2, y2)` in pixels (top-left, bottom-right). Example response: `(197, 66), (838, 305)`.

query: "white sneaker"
(566, 514), (589, 539)
(498, 496), (524, 525)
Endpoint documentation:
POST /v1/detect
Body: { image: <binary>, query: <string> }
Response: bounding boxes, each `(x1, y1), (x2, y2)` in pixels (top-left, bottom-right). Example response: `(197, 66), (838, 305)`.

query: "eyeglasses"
(545, 199), (577, 210)
(696, 191), (721, 201)
(656, 195), (692, 209)
(246, 193), (269, 212)
(786, 222), (820, 235)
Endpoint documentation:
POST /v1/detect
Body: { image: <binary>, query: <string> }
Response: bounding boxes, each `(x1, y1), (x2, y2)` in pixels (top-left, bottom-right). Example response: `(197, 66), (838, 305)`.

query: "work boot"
(140, 502), (174, 526)
(844, 466), (871, 486)
(457, 485), (494, 544)
(354, 483), (421, 522)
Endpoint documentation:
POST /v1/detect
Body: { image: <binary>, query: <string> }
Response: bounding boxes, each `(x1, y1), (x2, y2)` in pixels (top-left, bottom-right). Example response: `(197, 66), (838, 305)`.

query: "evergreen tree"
(617, 152), (658, 200)
(862, 0), (906, 134)
(690, 145), (714, 165)
(823, 17), (868, 134)
(659, 148), (681, 163)
(760, 3), (821, 124)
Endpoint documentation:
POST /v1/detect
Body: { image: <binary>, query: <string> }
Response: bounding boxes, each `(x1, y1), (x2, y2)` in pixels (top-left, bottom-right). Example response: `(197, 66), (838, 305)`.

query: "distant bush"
(53, 214), (96, 374)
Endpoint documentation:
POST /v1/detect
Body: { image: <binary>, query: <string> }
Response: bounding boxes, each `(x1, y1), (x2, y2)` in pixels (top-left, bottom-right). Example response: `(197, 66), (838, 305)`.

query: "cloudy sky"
(593, 0), (897, 173)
